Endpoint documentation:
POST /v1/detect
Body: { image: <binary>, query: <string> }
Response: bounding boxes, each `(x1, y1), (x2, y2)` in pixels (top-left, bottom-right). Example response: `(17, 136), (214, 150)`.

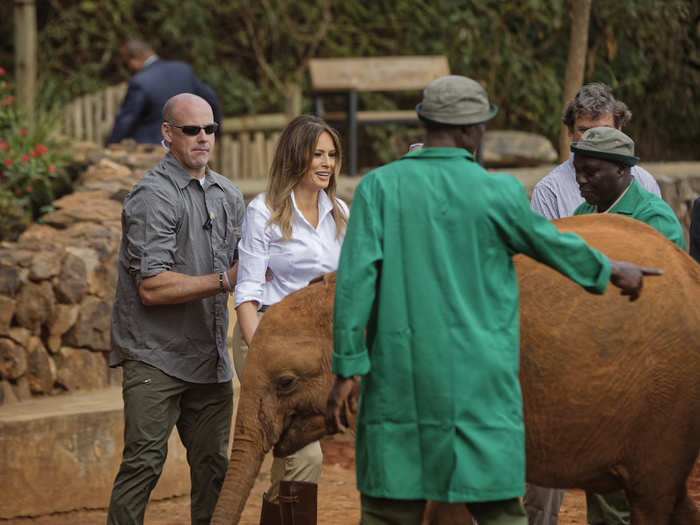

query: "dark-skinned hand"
(608, 260), (663, 301)
(325, 375), (359, 434)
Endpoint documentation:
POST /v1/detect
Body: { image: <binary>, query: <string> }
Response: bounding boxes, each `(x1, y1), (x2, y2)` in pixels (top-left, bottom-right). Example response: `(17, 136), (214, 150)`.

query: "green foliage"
(0, 69), (72, 241)
(0, 0), (697, 164)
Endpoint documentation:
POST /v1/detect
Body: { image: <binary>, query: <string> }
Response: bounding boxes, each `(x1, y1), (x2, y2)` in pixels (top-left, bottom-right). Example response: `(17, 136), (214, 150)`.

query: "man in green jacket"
(570, 126), (685, 525)
(572, 126), (685, 250)
(325, 75), (660, 525)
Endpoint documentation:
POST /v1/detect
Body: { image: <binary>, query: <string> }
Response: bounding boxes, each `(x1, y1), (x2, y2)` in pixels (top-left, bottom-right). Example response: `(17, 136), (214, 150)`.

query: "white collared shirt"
(234, 190), (348, 308)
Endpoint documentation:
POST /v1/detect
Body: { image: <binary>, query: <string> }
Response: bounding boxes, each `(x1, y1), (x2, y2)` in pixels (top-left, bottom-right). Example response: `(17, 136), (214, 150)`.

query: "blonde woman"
(233, 115), (348, 525)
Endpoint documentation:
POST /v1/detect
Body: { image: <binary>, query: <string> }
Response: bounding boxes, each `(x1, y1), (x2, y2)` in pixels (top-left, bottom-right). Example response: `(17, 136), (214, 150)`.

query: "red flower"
(0, 142), (7, 151)
(4, 158), (11, 166)
(35, 144), (47, 155)
(25, 185), (32, 193)
(1, 98), (9, 106)
(49, 164), (56, 173)
(19, 129), (26, 136)
(21, 154), (29, 163)
(8, 95), (14, 102)
(31, 150), (37, 158)
(0, 67), (5, 75)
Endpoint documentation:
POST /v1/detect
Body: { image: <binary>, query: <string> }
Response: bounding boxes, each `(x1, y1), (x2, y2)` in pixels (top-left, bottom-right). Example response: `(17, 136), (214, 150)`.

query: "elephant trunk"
(211, 427), (268, 525)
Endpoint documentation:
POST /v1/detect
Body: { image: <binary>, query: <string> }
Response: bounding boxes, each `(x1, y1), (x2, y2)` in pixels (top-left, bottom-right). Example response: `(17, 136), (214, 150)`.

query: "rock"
(11, 376), (32, 400)
(63, 222), (121, 262)
(0, 249), (35, 267)
(70, 141), (104, 164)
(14, 281), (55, 334)
(65, 246), (100, 284)
(29, 250), (63, 281)
(482, 130), (557, 167)
(17, 224), (70, 248)
(0, 295), (16, 335)
(0, 265), (23, 296)
(7, 327), (31, 348)
(65, 296), (112, 351)
(90, 262), (118, 300)
(56, 347), (109, 391)
(0, 337), (27, 380)
(49, 304), (80, 338)
(26, 337), (57, 394)
(54, 252), (88, 304)
(47, 304), (80, 353)
(0, 379), (17, 405)
(78, 158), (133, 184)
(42, 191), (123, 228)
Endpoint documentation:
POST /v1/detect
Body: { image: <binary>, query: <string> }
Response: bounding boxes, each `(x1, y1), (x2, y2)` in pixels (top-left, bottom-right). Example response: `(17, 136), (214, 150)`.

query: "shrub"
(0, 67), (72, 241)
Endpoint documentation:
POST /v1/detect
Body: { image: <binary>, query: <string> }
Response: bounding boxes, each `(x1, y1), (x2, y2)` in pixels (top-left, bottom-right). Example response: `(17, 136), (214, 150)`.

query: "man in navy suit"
(106, 39), (221, 145)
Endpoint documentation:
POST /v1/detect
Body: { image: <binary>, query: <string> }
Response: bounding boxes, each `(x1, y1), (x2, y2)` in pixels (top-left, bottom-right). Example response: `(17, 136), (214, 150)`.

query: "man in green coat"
(325, 75), (660, 525)
(572, 126), (686, 250)
(569, 126), (685, 525)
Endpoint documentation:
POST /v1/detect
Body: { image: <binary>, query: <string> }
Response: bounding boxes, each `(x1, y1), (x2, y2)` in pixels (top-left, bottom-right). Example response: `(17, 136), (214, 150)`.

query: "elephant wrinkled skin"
(212, 214), (700, 525)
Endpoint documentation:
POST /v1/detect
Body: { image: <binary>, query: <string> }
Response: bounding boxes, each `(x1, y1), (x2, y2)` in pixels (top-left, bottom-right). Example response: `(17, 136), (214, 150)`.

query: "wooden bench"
(309, 56), (450, 176)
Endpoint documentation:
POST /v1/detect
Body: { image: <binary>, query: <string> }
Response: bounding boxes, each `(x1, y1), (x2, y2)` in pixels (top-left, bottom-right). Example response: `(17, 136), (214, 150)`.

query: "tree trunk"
(559, 0), (592, 162)
(14, 0), (37, 124)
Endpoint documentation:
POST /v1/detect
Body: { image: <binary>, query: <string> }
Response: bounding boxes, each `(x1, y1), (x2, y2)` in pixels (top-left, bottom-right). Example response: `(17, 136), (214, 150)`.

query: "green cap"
(416, 75), (498, 126)
(570, 127), (639, 166)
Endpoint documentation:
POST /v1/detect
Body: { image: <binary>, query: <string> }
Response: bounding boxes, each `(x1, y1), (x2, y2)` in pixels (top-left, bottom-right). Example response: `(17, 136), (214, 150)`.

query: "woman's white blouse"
(234, 190), (348, 309)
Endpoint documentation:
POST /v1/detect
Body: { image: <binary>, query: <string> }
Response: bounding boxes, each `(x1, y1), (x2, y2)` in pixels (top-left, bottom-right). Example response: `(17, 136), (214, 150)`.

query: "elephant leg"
(670, 488), (700, 525)
(627, 490), (674, 525)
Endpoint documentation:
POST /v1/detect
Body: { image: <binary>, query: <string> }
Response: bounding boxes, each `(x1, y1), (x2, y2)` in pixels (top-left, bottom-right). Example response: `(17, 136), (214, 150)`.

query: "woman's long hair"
(265, 115), (347, 240)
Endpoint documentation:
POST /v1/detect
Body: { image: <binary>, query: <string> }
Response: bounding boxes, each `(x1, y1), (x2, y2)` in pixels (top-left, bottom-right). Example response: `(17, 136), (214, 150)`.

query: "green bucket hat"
(416, 75), (498, 126)
(570, 127), (639, 166)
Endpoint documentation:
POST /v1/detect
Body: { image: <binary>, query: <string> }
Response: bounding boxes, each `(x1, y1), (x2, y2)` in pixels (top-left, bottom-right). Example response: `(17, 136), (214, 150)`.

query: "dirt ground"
(4, 435), (699, 525)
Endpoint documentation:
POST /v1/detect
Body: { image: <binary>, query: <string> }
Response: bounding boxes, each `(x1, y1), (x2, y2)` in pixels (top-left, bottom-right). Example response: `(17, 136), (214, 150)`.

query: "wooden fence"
(61, 84), (290, 180)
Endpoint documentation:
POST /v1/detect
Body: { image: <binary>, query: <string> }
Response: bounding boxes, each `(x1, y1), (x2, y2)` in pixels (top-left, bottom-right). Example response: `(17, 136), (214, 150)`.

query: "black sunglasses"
(167, 122), (219, 136)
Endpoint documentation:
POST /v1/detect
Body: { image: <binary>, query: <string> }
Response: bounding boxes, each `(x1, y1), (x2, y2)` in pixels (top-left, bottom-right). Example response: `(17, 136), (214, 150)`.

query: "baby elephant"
(212, 214), (700, 525)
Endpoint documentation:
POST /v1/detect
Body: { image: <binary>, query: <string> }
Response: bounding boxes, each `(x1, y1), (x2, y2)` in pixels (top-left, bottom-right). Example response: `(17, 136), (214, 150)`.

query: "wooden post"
(14, 0), (37, 123)
(558, 0), (592, 162)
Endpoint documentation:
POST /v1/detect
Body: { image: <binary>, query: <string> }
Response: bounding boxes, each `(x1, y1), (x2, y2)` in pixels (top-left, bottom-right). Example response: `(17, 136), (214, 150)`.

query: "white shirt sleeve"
(633, 165), (662, 197)
(234, 197), (271, 308)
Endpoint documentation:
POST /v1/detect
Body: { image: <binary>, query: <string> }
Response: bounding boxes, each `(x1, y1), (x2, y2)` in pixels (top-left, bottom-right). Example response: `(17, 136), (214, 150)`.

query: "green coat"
(573, 178), (686, 249)
(332, 148), (612, 503)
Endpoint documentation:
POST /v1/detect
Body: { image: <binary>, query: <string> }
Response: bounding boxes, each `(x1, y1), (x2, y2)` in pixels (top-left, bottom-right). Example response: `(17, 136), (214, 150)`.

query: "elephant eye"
(277, 375), (297, 393)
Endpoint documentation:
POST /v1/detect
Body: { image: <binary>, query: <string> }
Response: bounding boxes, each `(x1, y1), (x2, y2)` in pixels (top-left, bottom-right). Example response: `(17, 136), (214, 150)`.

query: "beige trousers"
(232, 317), (323, 502)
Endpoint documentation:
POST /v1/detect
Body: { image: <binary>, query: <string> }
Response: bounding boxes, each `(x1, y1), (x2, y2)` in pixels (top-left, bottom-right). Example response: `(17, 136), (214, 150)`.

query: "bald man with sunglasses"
(107, 93), (244, 525)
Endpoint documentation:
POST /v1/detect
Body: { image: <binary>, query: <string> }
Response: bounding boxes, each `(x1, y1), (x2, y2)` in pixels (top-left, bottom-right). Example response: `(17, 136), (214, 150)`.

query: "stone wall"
(0, 142), (698, 405)
(0, 142), (164, 405)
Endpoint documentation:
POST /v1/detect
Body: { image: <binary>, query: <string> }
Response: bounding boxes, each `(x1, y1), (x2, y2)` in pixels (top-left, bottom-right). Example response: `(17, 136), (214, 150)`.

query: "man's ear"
(161, 122), (171, 142)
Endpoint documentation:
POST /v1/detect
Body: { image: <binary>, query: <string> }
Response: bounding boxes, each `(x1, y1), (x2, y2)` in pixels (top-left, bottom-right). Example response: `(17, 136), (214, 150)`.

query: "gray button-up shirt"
(110, 153), (244, 383)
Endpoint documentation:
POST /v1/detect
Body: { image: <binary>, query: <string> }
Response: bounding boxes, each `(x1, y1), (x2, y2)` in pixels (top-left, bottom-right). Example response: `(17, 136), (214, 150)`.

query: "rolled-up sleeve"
(122, 184), (179, 287)
(234, 201), (271, 308)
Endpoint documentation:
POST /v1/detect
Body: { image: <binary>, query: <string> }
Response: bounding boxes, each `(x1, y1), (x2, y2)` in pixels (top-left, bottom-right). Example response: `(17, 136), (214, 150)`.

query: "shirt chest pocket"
(212, 201), (240, 264)
(268, 241), (297, 277)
